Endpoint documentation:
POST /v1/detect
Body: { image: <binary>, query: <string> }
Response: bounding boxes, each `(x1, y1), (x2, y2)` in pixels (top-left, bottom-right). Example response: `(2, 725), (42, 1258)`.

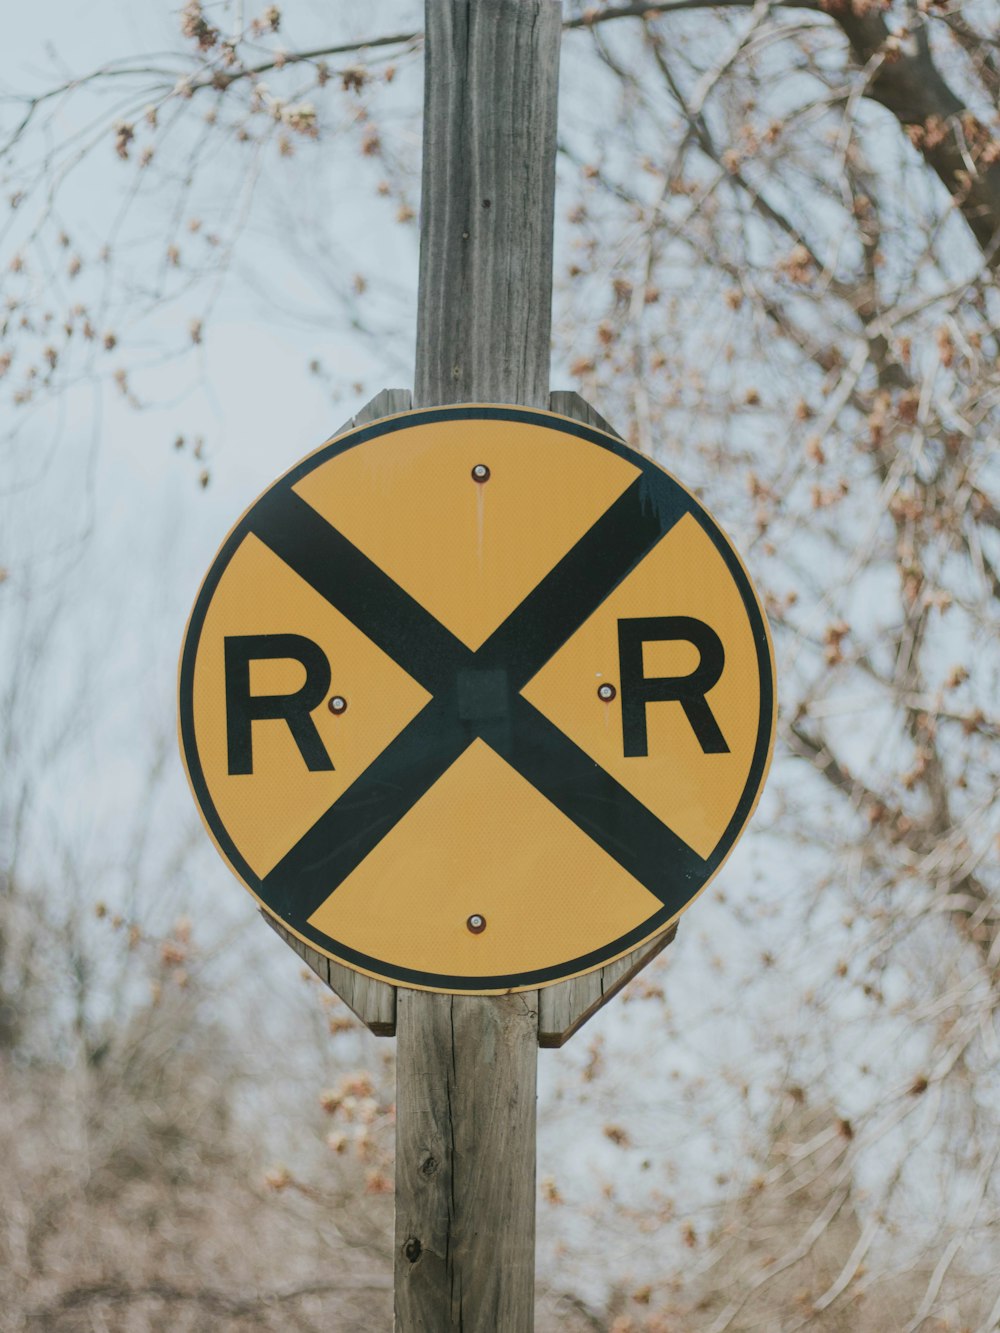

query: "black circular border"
(178, 406), (776, 992)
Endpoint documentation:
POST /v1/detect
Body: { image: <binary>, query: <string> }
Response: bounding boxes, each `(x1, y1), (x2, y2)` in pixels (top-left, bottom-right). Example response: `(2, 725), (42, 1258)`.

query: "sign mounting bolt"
(471, 463), (491, 483)
(467, 914), (487, 934)
(328, 695), (348, 715)
(597, 683), (617, 702)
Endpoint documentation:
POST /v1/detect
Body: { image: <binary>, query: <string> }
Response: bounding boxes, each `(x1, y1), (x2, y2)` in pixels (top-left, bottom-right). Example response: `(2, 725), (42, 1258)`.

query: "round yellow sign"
(178, 406), (775, 993)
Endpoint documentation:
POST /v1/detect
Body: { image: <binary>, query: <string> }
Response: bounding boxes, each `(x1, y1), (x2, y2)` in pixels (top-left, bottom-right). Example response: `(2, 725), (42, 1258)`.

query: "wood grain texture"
(396, 3), (560, 1323)
(538, 925), (677, 1049)
(548, 389), (621, 438)
(337, 387), (413, 436)
(394, 990), (538, 1333)
(414, 0), (562, 409)
(261, 914), (397, 1036)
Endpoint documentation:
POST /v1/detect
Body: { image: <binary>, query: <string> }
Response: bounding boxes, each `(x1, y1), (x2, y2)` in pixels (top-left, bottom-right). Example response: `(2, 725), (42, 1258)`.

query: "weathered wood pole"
(394, 2), (562, 1330)
(413, 0), (561, 411)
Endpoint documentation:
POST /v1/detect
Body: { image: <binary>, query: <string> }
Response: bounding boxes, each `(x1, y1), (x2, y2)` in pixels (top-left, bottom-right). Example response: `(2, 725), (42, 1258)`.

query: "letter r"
(224, 634), (334, 775)
(617, 616), (729, 757)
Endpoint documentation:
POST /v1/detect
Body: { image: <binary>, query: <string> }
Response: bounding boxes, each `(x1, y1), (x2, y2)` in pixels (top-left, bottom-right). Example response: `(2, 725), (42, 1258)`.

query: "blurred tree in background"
(1, 1), (999, 1329)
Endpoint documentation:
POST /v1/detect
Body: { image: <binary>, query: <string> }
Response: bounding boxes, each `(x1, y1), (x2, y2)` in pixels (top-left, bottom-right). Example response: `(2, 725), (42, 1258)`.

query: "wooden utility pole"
(264, 8), (675, 1320)
(183, 9), (766, 1330)
(395, 2), (561, 1329)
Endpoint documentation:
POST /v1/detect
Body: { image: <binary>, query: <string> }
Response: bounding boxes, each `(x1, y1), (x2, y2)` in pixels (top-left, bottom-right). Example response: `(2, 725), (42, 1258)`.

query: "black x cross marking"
(247, 472), (713, 927)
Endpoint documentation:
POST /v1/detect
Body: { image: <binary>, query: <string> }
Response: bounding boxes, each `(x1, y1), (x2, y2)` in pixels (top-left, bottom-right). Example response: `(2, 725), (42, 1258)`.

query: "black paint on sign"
(617, 616), (730, 758)
(224, 633), (334, 775)
(178, 406), (775, 991)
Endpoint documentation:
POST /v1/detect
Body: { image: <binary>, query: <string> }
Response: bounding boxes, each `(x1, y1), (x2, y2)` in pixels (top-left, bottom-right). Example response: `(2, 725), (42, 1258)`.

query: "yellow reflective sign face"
(178, 406), (775, 994)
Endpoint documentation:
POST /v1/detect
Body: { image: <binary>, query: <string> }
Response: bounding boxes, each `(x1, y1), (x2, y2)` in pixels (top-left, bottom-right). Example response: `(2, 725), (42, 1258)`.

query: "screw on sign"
(178, 405), (775, 994)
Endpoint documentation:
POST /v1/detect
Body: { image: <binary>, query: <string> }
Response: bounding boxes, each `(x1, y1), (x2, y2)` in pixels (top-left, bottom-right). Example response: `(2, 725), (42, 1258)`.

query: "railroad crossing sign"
(178, 405), (775, 993)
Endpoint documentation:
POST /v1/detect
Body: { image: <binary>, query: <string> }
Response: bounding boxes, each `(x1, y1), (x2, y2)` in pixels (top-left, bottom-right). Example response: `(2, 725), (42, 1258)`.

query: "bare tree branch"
(27, 1277), (393, 1323)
